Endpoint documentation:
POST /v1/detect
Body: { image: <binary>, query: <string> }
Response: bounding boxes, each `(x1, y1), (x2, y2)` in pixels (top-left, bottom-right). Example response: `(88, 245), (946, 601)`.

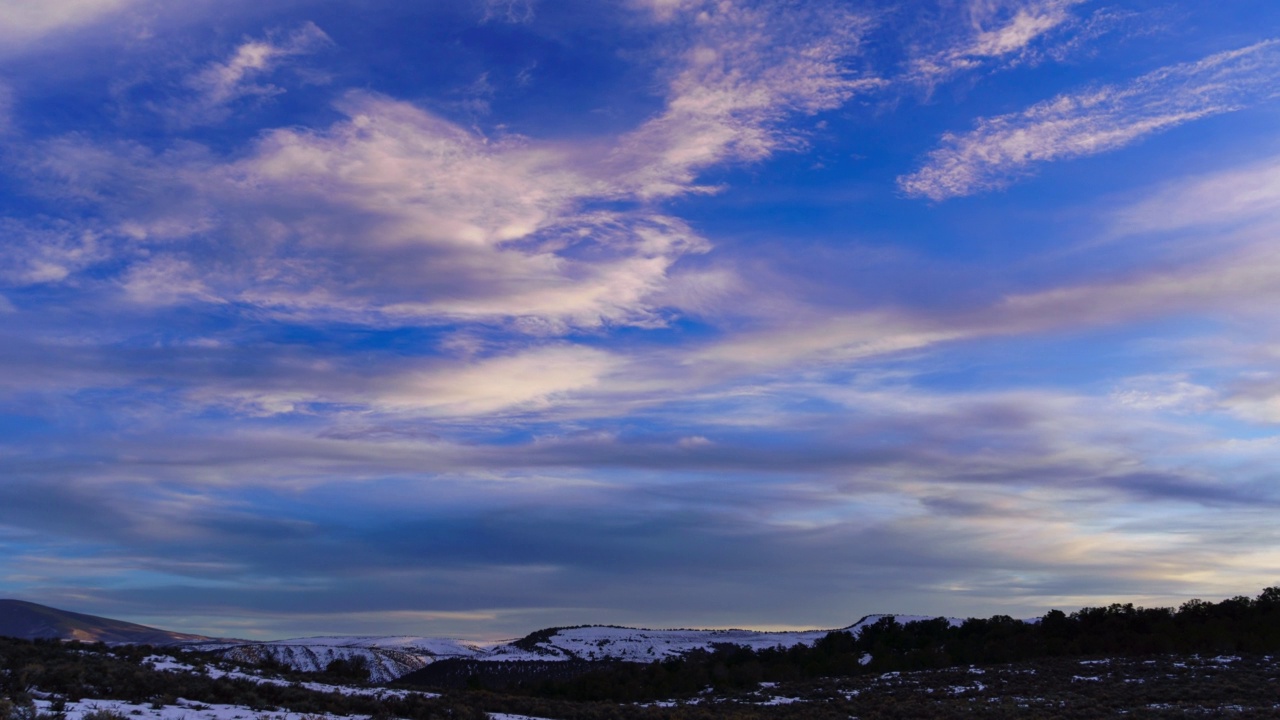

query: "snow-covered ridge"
(196, 615), (967, 681)
(142, 654), (438, 698)
(485, 625), (839, 662)
(190, 637), (487, 684)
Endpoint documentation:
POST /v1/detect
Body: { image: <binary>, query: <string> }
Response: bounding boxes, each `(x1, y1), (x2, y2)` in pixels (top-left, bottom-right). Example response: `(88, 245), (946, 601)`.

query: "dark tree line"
(461, 587), (1280, 702)
(6, 588), (1280, 719)
(0, 638), (486, 720)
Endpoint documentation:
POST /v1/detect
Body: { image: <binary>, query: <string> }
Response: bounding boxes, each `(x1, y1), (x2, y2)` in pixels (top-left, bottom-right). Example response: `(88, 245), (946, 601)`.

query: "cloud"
(218, 91), (709, 327)
(3, 373), (1274, 637)
(15, 0), (1280, 637)
(690, 241), (1280, 378)
(0, 219), (114, 287)
(613, 0), (881, 199)
(900, 40), (1280, 200)
(121, 256), (220, 305)
(12, 1), (875, 330)
(0, 0), (138, 47)
(906, 0), (1087, 86)
(1114, 153), (1280, 236)
(210, 344), (621, 418)
(171, 22), (331, 126)
(11, 93), (708, 328)
(1112, 376), (1217, 414)
(481, 0), (535, 24)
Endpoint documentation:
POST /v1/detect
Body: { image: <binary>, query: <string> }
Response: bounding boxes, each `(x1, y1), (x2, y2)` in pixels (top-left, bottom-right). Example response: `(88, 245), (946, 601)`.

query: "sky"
(1, 0), (1280, 642)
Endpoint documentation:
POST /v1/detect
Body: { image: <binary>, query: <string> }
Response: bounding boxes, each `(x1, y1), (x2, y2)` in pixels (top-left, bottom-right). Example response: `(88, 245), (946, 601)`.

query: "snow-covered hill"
(204, 615), (966, 682)
(485, 625), (838, 662)
(192, 636), (489, 684)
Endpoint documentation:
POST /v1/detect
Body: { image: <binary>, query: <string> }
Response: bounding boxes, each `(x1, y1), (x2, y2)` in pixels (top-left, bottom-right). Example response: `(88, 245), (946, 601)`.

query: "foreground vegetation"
(2, 588), (1279, 718)
(397, 586), (1280, 702)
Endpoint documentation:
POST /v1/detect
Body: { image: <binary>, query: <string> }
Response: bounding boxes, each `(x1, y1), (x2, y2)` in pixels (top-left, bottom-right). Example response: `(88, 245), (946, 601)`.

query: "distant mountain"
(190, 636), (489, 683)
(0, 599), (213, 645)
(0, 598), (968, 683)
(197, 616), (967, 682)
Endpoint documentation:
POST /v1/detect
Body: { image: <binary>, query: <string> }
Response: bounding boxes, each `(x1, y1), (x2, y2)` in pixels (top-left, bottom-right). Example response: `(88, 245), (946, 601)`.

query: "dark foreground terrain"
(4, 588), (1280, 719)
(0, 636), (1278, 719)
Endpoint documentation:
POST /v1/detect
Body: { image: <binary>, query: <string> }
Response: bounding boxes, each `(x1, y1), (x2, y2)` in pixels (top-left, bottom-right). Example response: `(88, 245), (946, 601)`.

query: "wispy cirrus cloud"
(0, 0), (138, 47)
(616, 0), (881, 198)
(480, 0), (535, 24)
(1114, 154), (1280, 236)
(900, 39), (1280, 200)
(206, 344), (621, 418)
(168, 22), (331, 127)
(9, 1), (873, 331)
(0, 218), (114, 287)
(906, 0), (1088, 86)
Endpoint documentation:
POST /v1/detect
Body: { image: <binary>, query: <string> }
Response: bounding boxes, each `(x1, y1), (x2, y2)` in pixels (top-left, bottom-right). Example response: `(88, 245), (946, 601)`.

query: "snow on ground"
(486, 715), (556, 720)
(188, 635), (491, 683)
(486, 626), (837, 662)
(141, 655), (439, 699)
(484, 615), (967, 663)
(36, 697), (370, 720)
(212, 645), (436, 684)
(188, 614), (972, 680)
(755, 696), (801, 705)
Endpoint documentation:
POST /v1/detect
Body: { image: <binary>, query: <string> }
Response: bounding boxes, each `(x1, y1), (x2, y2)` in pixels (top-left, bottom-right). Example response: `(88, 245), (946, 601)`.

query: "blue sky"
(2, 0), (1280, 641)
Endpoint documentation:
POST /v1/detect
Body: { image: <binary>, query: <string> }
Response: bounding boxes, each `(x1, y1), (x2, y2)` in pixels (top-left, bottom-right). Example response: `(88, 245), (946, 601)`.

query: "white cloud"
(691, 310), (964, 371)
(0, 0), (137, 46)
(1112, 376), (1217, 413)
(0, 219), (112, 287)
(907, 0), (1086, 86)
(481, 0), (535, 24)
(5, 1), (875, 336)
(212, 344), (619, 418)
(12, 2), (874, 330)
(121, 257), (220, 306)
(900, 40), (1280, 200)
(993, 244), (1280, 329)
(1219, 382), (1280, 425)
(631, 0), (697, 22)
(613, 0), (880, 199)
(173, 22), (331, 126)
(373, 345), (616, 416)
(1114, 153), (1280, 236)
(217, 91), (707, 327)
(684, 238), (1280, 380)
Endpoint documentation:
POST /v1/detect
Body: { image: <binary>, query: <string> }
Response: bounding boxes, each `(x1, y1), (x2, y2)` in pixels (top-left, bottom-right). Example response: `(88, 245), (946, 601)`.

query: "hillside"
(195, 636), (489, 684)
(0, 598), (967, 682)
(4, 631), (1280, 719)
(197, 615), (966, 682)
(0, 599), (212, 645)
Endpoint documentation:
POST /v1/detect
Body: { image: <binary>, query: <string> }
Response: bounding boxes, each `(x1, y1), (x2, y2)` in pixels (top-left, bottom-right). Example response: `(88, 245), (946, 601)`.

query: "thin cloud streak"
(170, 22), (332, 127)
(0, 0), (137, 45)
(906, 0), (1088, 87)
(900, 39), (1280, 200)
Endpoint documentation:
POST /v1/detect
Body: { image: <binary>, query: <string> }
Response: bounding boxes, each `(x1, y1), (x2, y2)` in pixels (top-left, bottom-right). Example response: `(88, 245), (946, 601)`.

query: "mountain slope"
(0, 598), (967, 683)
(211, 616), (968, 681)
(0, 599), (213, 645)
(197, 636), (489, 684)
